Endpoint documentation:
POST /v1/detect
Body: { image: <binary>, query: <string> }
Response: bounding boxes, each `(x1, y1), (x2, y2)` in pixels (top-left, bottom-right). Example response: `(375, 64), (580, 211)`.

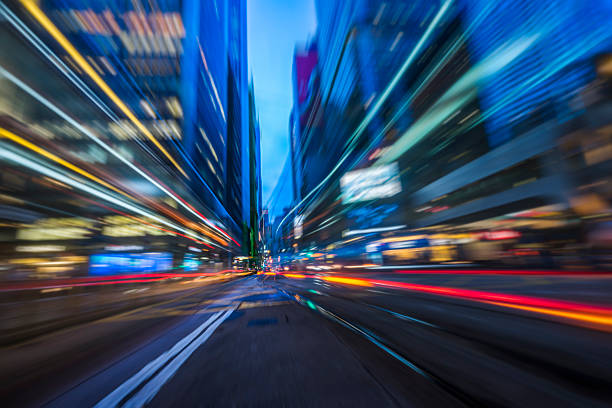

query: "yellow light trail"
(485, 301), (612, 331)
(20, 0), (187, 178)
(1, 128), (225, 243)
(321, 276), (373, 287)
(284, 273), (306, 279)
(0, 127), (134, 199)
(282, 272), (612, 331)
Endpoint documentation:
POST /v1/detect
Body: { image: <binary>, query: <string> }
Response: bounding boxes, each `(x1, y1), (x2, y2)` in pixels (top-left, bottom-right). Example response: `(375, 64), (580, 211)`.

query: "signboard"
(294, 215), (303, 240)
(89, 252), (172, 275)
(340, 163), (402, 203)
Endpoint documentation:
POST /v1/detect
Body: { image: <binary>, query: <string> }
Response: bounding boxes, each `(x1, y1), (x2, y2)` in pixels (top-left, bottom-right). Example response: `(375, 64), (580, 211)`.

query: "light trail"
(276, 272), (612, 330)
(484, 301), (612, 327)
(393, 268), (608, 276)
(0, 3), (236, 245)
(0, 2), (116, 120)
(0, 66), (236, 245)
(0, 127), (133, 199)
(321, 276), (373, 287)
(376, 34), (538, 165)
(0, 147), (216, 247)
(0, 270), (246, 292)
(19, 0), (187, 178)
(275, 0), (454, 236)
(284, 273), (306, 279)
(75, 195), (214, 248)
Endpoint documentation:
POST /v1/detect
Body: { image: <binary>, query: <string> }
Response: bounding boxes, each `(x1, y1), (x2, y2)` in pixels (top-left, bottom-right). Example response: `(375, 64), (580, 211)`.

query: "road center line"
(123, 306), (237, 407)
(94, 310), (225, 408)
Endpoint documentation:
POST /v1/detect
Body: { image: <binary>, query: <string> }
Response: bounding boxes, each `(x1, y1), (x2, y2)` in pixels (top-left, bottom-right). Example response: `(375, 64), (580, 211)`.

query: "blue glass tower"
(462, 0), (612, 146)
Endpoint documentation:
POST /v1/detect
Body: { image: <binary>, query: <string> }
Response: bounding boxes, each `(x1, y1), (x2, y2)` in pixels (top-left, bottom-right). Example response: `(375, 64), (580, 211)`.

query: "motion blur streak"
(3, 0), (612, 406)
(0, 65), (233, 244)
(377, 35), (538, 165)
(394, 269), (605, 275)
(0, 2), (116, 120)
(0, 148), (214, 247)
(78, 196), (214, 249)
(7, 1), (240, 246)
(0, 127), (130, 198)
(321, 276), (373, 287)
(18, 0), (188, 178)
(279, 272), (612, 329)
(367, 280), (612, 315)
(0, 270), (244, 292)
(275, 0), (454, 235)
(484, 301), (612, 330)
(283, 273), (306, 279)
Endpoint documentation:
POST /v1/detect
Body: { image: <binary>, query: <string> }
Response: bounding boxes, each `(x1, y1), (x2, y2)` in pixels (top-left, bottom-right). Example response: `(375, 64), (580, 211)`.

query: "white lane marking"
(94, 311), (224, 408)
(124, 306), (237, 407)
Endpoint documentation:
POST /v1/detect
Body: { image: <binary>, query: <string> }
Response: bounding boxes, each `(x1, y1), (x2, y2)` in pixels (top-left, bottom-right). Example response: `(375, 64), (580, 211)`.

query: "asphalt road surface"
(2, 271), (612, 407)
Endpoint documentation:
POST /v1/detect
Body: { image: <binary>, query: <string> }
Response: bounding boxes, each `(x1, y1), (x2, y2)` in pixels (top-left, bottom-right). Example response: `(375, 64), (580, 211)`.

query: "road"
(1, 271), (612, 407)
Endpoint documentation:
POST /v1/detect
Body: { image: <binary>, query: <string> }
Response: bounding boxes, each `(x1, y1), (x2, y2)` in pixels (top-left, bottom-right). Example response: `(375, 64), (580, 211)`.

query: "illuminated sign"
(90, 252), (172, 275)
(294, 215), (303, 240)
(341, 163), (401, 203)
(17, 217), (94, 240)
(17, 228), (91, 240)
(102, 216), (169, 237)
(105, 245), (144, 251)
(480, 230), (521, 241)
(183, 253), (200, 271)
(343, 225), (406, 237)
(15, 245), (66, 252)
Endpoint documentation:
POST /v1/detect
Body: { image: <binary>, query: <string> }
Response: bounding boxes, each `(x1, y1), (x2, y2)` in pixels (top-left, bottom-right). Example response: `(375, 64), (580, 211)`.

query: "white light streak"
(276, 0), (454, 235)
(0, 66), (232, 243)
(0, 147), (213, 245)
(343, 225), (406, 237)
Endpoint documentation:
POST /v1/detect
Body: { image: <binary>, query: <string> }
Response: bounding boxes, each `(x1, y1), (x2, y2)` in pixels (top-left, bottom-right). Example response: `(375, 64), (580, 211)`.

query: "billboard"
(340, 163), (402, 203)
(89, 252), (173, 275)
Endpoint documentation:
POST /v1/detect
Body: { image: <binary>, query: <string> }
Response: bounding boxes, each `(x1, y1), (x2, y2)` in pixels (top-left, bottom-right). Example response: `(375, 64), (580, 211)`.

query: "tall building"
(406, 0), (612, 230)
(33, 0), (247, 241)
(290, 42), (319, 203)
(287, 0), (612, 254)
(0, 0), (254, 276)
(182, 0), (248, 240)
(248, 84), (263, 261)
(226, 0), (249, 229)
(462, 0), (612, 147)
(183, 0), (227, 203)
(287, 0), (447, 245)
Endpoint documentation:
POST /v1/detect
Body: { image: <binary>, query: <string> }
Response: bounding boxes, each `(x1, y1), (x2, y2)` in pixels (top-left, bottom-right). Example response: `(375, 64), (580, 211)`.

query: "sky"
(247, 0), (317, 204)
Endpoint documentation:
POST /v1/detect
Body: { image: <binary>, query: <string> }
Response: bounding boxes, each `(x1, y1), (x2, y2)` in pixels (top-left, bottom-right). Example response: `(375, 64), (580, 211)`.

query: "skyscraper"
(227, 0), (249, 229)
(0, 0), (254, 268)
(291, 42), (319, 202)
(248, 84), (263, 261)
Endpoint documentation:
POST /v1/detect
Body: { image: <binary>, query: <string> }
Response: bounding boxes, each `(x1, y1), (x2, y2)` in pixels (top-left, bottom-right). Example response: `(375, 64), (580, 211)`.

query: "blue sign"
(89, 252), (173, 275)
